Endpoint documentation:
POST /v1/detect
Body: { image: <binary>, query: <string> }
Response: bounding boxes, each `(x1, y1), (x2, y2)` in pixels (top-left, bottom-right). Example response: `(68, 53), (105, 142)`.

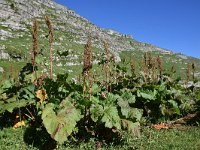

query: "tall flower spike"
(186, 64), (190, 83)
(103, 41), (110, 92)
(45, 16), (54, 79)
(141, 59), (147, 83)
(131, 60), (136, 76)
(83, 38), (92, 98)
(148, 52), (152, 69)
(83, 38), (92, 76)
(31, 18), (38, 73)
(157, 56), (162, 79)
(191, 63), (195, 81)
(152, 57), (157, 81)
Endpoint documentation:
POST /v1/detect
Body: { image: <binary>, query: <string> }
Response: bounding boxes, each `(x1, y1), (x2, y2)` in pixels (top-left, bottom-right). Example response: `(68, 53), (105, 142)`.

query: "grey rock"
(0, 50), (10, 60)
(0, 0), (172, 54)
(0, 67), (4, 73)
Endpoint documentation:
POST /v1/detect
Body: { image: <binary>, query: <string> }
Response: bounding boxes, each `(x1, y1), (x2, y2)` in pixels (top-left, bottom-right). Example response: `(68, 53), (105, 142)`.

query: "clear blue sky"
(54, 0), (200, 58)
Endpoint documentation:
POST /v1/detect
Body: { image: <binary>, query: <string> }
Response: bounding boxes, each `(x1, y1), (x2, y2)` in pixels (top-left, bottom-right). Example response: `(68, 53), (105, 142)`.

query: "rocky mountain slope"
(0, 0), (200, 79)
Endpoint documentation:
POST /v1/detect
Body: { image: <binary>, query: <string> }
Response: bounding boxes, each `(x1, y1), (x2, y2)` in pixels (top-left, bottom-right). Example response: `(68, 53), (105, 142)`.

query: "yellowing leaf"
(13, 121), (25, 129)
(152, 122), (169, 130)
(36, 89), (47, 103)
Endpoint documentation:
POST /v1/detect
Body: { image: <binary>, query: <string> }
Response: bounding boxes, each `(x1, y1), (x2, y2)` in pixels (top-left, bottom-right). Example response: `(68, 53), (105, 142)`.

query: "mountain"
(0, 0), (200, 79)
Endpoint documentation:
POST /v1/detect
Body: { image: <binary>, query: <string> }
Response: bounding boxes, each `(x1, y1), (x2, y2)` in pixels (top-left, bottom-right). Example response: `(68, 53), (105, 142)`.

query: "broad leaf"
(91, 84), (101, 95)
(121, 90), (136, 104)
(101, 106), (121, 130)
(129, 108), (143, 121)
(1, 80), (14, 89)
(20, 84), (35, 100)
(118, 98), (143, 121)
(118, 98), (129, 118)
(42, 100), (82, 144)
(168, 100), (180, 115)
(121, 119), (140, 136)
(137, 90), (156, 100)
(90, 104), (103, 122)
(0, 97), (34, 113)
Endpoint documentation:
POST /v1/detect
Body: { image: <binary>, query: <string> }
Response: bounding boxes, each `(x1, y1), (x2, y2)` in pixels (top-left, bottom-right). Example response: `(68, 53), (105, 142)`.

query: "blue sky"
(54, 0), (200, 58)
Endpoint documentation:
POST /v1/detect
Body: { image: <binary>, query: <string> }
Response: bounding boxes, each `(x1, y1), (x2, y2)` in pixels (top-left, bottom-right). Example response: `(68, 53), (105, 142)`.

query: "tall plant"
(31, 18), (38, 78)
(45, 16), (54, 79)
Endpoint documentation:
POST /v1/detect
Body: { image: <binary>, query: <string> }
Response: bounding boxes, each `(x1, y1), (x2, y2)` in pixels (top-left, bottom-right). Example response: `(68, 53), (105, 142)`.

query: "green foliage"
(0, 30), (200, 148)
(0, 79), (35, 114)
(42, 100), (82, 144)
(101, 105), (121, 129)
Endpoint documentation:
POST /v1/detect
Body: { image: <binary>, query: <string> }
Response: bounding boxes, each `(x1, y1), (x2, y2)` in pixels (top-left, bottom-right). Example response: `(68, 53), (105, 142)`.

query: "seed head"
(83, 38), (92, 75)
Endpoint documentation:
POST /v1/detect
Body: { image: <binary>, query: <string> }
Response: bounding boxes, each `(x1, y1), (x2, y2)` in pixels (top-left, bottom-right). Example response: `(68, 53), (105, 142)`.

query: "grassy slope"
(0, 126), (199, 150)
(120, 50), (200, 80)
(1, 17), (200, 81)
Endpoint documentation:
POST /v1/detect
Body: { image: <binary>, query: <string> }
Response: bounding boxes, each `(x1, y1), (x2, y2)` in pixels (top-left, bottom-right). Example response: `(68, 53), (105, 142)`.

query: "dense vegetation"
(0, 17), (200, 149)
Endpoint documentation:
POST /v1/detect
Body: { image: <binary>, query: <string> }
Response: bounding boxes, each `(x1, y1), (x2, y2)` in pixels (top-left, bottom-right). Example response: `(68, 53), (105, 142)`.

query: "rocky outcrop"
(0, 50), (10, 60)
(0, 0), (171, 53)
(0, 67), (4, 73)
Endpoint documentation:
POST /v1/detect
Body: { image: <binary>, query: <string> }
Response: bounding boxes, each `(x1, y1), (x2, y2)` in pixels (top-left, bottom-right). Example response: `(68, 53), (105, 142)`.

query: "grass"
(130, 126), (200, 150)
(0, 126), (199, 150)
(119, 50), (200, 80)
(0, 60), (26, 81)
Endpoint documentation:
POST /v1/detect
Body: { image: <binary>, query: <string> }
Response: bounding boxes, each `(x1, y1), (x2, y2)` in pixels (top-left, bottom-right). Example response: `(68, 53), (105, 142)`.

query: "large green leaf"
(42, 100), (82, 144)
(20, 84), (35, 100)
(121, 119), (140, 136)
(105, 93), (120, 104)
(168, 100), (180, 115)
(0, 96), (34, 113)
(118, 98), (143, 121)
(121, 90), (136, 104)
(91, 84), (101, 95)
(129, 108), (143, 121)
(137, 90), (156, 100)
(118, 98), (129, 118)
(1, 79), (14, 90)
(158, 83), (166, 92)
(101, 106), (121, 130)
(90, 104), (104, 122)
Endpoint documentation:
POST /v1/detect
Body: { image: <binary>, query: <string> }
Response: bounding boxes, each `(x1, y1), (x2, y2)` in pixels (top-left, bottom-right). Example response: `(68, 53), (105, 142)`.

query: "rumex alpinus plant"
(103, 41), (110, 92)
(147, 52), (153, 82)
(147, 52), (152, 69)
(131, 60), (136, 77)
(3, 70), (7, 80)
(186, 64), (190, 84)
(83, 38), (93, 96)
(45, 16), (54, 79)
(141, 58), (147, 83)
(152, 57), (157, 81)
(170, 65), (175, 78)
(110, 53), (117, 89)
(191, 63), (195, 81)
(31, 18), (38, 77)
(157, 55), (162, 79)
(1, 15), (200, 149)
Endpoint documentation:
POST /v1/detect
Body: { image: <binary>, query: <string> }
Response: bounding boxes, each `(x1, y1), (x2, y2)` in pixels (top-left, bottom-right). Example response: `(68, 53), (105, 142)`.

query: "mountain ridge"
(0, 0), (173, 54)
